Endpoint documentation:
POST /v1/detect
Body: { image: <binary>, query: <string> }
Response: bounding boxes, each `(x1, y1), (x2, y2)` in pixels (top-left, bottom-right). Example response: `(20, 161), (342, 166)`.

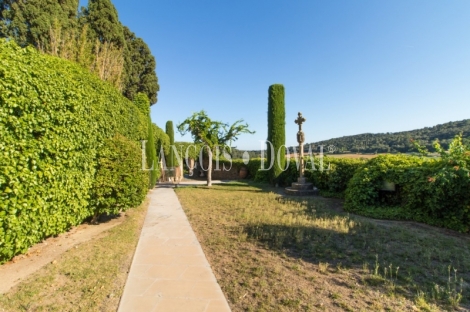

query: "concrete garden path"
(118, 186), (231, 312)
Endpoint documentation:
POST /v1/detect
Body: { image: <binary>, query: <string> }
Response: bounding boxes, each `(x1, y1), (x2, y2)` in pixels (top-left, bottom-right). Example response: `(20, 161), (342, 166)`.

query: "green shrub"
(344, 141), (470, 232)
(267, 84), (286, 185)
(305, 156), (367, 197)
(90, 135), (148, 221)
(0, 40), (148, 262)
(245, 158), (267, 181)
(174, 141), (204, 163)
(280, 158), (300, 186)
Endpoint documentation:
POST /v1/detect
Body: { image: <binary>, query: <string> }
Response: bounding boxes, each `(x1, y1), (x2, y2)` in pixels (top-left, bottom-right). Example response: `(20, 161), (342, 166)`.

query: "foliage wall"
(0, 40), (148, 262)
(345, 139), (470, 232)
(304, 157), (367, 198)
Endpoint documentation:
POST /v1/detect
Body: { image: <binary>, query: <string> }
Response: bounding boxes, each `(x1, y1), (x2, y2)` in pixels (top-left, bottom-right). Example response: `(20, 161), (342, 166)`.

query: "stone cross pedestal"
(285, 112), (319, 196)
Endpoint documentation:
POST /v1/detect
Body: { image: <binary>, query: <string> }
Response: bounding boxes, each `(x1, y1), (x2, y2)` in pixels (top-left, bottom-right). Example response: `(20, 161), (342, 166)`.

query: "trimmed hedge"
(0, 40), (148, 262)
(305, 156), (367, 198)
(344, 152), (470, 232)
(267, 84), (286, 185)
(91, 135), (148, 220)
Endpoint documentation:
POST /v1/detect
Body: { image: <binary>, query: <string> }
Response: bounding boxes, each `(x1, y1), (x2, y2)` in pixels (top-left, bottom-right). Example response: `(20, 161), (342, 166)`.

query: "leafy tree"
(177, 110), (254, 186)
(267, 84), (286, 185)
(84, 0), (124, 48)
(0, 0), (78, 49)
(0, 0), (14, 39)
(0, 0), (159, 106)
(122, 26), (159, 105)
(83, 0), (126, 89)
(166, 120), (176, 168)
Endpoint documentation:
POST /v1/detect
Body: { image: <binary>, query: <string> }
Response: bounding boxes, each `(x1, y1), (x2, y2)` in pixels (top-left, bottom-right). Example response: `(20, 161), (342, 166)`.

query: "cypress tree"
(122, 26), (159, 105)
(267, 84), (286, 185)
(146, 118), (158, 188)
(134, 93), (157, 187)
(85, 0), (124, 48)
(1, 0), (79, 49)
(166, 120), (175, 168)
(152, 123), (170, 162)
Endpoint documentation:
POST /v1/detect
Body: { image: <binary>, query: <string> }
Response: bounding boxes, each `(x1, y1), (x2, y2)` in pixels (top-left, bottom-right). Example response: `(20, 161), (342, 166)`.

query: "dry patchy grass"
(176, 182), (470, 311)
(0, 198), (149, 312)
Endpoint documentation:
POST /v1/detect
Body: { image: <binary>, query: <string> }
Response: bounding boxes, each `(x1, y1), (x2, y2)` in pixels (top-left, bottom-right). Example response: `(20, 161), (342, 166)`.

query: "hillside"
(305, 119), (470, 154)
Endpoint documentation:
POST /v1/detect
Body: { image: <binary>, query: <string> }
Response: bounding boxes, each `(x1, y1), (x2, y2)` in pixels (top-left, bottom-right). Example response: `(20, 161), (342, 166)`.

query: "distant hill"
(303, 119), (470, 154)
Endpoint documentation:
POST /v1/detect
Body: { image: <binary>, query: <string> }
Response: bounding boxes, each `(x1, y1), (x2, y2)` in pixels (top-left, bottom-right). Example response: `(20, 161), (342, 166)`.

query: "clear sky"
(82, 0), (470, 150)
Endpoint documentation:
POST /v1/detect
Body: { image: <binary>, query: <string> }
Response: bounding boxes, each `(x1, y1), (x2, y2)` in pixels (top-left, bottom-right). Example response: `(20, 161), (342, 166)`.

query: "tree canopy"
(177, 110), (254, 186)
(0, 0), (159, 105)
(123, 26), (159, 104)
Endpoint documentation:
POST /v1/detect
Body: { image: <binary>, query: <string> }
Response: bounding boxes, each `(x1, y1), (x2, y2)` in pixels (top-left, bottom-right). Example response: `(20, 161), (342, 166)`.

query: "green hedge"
(304, 156), (367, 198)
(344, 152), (470, 232)
(0, 40), (148, 262)
(91, 135), (148, 220)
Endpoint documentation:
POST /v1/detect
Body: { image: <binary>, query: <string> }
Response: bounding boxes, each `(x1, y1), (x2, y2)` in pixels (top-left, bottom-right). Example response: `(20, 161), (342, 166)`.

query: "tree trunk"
(207, 148), (212, 187)
(90, 211), (100, 224)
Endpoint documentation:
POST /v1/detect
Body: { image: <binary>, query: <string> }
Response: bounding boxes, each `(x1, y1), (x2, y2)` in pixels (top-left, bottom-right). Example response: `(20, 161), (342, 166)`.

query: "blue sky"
(83, 0), (470, 150)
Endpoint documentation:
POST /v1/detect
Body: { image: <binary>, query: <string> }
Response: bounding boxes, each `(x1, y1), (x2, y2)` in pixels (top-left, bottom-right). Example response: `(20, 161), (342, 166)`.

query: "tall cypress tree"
(122, 26), (159, 105)
(134, 93), (157, 187)
(267, 84), (286, 185)
(146, 117), (158, 187)
(166, 120), (175, 168)
(153, 123), (170, 162)
(85, 0), (124, 47)
(0, 0), (11, 38)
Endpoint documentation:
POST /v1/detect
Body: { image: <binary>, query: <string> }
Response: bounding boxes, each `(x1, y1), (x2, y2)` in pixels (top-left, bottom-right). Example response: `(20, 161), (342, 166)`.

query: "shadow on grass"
(241, 198), (470, 309)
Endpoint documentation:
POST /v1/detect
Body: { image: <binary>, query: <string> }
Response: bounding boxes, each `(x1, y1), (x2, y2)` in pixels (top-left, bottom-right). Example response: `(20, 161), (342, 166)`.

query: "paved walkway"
(118, 187), (231, 312)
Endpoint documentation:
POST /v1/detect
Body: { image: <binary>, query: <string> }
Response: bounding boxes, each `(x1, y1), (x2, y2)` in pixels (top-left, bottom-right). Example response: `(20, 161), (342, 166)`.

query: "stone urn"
(239, 167), (248, 179)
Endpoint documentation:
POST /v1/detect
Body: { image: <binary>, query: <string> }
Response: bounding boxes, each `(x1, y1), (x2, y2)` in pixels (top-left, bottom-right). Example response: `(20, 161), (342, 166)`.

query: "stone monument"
(285, 112), (318, 196)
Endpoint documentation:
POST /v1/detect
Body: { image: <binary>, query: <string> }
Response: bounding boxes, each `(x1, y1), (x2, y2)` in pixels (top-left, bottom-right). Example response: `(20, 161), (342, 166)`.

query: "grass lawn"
(175, 182), (470, 311)
(0, 199), (149, 312)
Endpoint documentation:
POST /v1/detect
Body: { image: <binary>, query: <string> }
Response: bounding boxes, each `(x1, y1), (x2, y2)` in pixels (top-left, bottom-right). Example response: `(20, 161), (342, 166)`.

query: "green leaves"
(344, 143), (470, 233)
(177, 110), (254, 149)
(0, 40), (148, 263)
(267, 84), (286, 185)
(91, 135), (148, 216)
(177, 110), (254, 186)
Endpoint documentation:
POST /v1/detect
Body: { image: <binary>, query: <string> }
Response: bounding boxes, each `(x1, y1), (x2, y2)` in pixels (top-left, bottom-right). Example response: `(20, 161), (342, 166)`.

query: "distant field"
(325, 153), (382, 159)
(287, 153), (384, 159)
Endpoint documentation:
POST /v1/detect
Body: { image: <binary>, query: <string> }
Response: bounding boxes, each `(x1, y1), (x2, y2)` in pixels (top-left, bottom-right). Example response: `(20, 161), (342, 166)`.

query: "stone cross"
(295, 112), (306, 133)
(295, 112), (306, 179)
